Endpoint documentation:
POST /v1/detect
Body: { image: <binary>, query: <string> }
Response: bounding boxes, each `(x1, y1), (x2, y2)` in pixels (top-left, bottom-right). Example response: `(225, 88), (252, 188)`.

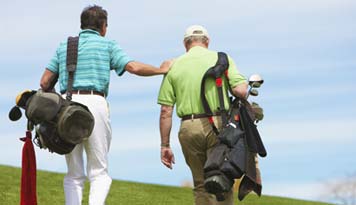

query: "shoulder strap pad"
(66, 36), (79, 101)
(66, 36), (79, 72)
(200, 52), (229, 117)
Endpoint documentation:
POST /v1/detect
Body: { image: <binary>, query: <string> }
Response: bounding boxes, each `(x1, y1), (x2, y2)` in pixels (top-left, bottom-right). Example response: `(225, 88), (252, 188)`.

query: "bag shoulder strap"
(66, 36), (79, 101)
(215, 52), (229, 125)
(200, 52), (230, 134)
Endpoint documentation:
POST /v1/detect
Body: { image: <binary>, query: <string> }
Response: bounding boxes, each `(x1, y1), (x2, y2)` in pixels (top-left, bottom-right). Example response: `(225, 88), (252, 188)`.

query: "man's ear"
(100, 23), (107, 36)
(183, 40), (190, 52)
(205, 38), (210, 47)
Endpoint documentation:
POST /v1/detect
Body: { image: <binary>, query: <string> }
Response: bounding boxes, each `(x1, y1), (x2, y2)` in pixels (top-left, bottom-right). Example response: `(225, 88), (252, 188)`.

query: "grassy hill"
(0, 165), (333, 205)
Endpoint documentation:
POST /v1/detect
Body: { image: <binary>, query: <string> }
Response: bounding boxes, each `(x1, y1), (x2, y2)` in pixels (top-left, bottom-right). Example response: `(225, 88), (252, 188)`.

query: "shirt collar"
(188, 45), (208, 53)
(79, 29), (100, 36)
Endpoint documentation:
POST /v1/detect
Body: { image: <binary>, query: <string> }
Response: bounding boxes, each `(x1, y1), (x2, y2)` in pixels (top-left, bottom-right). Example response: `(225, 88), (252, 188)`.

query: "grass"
(0, 165), (334, 205)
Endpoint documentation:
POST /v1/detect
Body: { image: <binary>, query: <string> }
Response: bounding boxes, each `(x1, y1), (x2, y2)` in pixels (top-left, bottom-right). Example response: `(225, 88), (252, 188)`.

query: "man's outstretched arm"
(125, 60), (173, 76)
(159, 105), (175, 169)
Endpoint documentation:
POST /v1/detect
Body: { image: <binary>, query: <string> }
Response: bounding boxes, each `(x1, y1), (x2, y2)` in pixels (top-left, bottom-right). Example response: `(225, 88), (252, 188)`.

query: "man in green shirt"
(157, 25), (248, 205)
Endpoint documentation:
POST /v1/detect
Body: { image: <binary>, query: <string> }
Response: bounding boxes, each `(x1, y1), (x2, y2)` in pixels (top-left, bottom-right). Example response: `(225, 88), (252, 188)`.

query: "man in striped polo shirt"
(40, 5), (172, 205)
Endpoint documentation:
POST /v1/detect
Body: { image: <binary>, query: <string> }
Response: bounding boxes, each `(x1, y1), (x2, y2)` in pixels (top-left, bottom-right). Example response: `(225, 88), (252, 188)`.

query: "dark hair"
(80, 5), (108, 33)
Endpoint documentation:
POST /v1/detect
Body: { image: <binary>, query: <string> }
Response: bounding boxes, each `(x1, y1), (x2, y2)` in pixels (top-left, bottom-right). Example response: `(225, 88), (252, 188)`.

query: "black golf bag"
(201, 52), (267, 201)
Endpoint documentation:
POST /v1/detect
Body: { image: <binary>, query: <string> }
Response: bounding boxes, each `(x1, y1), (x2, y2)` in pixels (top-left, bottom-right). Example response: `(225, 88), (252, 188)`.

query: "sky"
(1, 0), (356, 203)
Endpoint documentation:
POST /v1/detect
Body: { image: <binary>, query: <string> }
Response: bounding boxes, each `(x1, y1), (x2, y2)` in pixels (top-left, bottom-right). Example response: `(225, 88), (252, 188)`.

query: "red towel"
(20, 131), (37, 205)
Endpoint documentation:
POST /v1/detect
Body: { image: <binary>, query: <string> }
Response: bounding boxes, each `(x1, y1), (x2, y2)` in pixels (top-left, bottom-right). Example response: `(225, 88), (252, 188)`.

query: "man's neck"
(186, 42), (208, 52)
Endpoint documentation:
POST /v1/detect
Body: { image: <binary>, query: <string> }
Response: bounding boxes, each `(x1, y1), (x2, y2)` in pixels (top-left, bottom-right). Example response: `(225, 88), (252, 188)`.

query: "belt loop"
(191, 114), (194, 121)
(90, 90), (94, 95)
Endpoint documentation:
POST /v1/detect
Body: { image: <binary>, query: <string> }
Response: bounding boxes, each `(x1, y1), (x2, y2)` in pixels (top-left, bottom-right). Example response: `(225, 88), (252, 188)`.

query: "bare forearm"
(40, 69), (57, 91)
(232, 83), (248, 99)
(160, 105), (175, 169)
(159, 105), (173, 147)
(125, 61), (166, 76)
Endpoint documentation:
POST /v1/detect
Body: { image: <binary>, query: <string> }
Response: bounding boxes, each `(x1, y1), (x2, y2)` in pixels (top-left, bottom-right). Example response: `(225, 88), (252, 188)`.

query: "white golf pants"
(63, 94), (112, 205)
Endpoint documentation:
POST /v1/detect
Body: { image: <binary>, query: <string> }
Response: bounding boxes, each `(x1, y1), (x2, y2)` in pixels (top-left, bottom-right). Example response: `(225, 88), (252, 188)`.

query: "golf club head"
(249, 74), (264, 88)
(9, 106), (22, 121)
(250, 89), (259, 96)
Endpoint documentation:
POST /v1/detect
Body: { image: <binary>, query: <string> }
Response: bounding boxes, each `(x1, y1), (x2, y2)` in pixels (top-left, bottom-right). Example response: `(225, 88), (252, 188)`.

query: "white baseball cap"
(184, 25), (209, 39)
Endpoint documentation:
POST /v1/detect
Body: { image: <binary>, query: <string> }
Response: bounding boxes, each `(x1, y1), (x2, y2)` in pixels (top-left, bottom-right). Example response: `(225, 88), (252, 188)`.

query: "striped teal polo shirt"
(47, 29), (133, 96)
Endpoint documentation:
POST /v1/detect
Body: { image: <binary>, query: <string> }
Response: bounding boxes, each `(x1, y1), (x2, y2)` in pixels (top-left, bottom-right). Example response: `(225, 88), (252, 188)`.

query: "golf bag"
(28, 90), (94, 154)
(201, 52), (267, 201)
(9, 36), (95, 155)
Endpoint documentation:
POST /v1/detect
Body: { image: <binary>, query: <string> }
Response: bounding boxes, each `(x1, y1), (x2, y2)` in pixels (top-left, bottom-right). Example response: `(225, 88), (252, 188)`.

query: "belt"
(181, 112), (221, 121)
(61, 90), (106, 97)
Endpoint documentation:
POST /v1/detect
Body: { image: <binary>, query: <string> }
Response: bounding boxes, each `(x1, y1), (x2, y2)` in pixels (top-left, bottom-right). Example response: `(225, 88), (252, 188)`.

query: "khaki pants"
(178, 117), (234, 205)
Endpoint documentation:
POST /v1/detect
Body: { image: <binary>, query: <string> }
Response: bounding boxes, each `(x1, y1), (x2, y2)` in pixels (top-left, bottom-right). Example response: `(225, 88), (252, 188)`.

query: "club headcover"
(9, 106), (22, 121)
(16, 90), (37, 108)
(9, 90), (37, 121)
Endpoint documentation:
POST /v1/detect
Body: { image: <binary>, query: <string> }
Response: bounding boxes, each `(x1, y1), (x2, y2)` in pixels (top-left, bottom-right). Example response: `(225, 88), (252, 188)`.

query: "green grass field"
(0, 165), (333, 205)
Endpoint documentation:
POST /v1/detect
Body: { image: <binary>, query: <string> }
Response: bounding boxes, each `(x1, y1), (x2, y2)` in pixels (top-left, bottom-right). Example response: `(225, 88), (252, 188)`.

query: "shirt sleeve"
(46, 48), (60, 74)
(227, 56), (247, 88)
(110, 41), (133, 76)
(157, 74), (176, 106)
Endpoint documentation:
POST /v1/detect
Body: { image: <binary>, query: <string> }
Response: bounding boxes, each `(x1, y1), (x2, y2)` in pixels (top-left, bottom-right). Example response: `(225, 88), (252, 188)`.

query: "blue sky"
(1, 0), (356, 203)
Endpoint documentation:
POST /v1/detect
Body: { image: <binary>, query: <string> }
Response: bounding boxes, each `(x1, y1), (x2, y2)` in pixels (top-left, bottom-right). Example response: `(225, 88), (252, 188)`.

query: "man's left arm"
(159, 105), (175, 169)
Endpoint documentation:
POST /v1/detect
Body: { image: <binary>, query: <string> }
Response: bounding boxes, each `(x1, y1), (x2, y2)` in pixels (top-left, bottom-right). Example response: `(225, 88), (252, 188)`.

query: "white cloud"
(262, 81), (356, 102)
(263, 181), (330, 203)
(3, 0), (355, 54)
(108, 74), (162, 96)
(0, 129), (66, 171)
(110, 119), (181, 152)
(260, 118), (355, 143)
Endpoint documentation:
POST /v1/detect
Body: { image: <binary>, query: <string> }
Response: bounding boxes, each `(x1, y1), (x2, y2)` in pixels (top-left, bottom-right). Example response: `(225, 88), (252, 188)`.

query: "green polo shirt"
(157, 46), (246, 117)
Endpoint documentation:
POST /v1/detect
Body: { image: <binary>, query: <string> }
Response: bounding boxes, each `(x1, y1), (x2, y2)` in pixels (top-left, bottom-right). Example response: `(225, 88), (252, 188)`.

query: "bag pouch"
(25, 90), (64, 124)
(57, 101), (94, 145)
(218, 122), (244, 147)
